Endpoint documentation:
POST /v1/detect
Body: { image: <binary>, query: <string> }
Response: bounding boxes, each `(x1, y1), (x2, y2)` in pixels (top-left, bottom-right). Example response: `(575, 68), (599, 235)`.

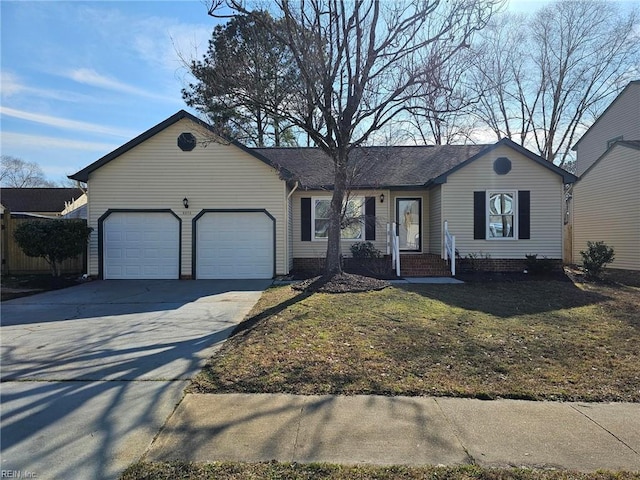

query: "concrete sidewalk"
(146, 394), (640, 472)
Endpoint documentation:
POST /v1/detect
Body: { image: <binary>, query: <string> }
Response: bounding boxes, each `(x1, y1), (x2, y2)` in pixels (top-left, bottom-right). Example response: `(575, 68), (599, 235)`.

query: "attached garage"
(195, 210), (274, 279)
(102, 211), (180, 279)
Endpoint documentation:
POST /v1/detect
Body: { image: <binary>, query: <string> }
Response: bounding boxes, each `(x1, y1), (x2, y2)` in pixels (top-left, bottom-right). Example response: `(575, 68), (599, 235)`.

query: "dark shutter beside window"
(301, 197), (311, 241)
(365, 197), (376, 241)
(473, 191), (486, 240)
(518, 190), (530, 240)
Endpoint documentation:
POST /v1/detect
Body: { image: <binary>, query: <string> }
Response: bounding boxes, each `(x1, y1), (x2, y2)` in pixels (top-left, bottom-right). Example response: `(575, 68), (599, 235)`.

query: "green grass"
(191, 275), (640, 402)
(121, 461), (640, 480)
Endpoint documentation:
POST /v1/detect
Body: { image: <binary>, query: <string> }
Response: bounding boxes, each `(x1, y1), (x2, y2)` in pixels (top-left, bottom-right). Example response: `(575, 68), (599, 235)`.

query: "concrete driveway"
(0, 279), (270, 480)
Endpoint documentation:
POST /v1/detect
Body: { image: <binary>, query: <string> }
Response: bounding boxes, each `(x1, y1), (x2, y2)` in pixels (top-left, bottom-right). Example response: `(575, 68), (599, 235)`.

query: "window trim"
(311, 196), (364, 241)
(486, 190), (517, 240)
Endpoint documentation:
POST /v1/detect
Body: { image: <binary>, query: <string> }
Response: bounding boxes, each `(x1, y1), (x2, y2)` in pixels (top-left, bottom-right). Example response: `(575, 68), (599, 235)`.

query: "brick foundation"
(458, 258), (563, 273)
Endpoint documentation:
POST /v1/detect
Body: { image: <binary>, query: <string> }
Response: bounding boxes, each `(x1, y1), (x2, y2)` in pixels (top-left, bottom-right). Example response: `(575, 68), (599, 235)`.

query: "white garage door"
(103, 212), (179, 279)
(196, 211), (274, 279)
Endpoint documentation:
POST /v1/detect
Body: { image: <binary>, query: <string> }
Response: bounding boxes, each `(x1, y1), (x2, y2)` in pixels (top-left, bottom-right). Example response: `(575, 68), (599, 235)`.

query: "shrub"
(580, 241), (615, 279)
(14, 219), (93, 277)
(524, 254), (555, 274)
(350, 241), (381, 259)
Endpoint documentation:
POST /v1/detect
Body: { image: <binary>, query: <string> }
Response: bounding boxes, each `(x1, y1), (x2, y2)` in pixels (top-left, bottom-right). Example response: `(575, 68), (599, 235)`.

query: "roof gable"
(572, 80), (640, 150)
(69, 110), (293, 183)
(432, 138), (577, 185)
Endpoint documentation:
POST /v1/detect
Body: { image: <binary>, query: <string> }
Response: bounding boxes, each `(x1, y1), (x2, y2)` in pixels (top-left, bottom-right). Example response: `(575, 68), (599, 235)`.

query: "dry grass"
(121, 461), (640, 480)
(190, 273), (640, 402)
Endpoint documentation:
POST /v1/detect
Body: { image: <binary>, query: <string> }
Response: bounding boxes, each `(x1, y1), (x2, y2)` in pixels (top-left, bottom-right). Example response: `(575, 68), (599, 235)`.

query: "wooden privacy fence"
(1, 212), (86, 275)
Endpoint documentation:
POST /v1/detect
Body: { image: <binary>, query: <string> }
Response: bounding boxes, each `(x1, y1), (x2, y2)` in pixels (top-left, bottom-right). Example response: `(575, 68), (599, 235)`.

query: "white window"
(487, 191), (516, 239)
(312, 197), (363, 240)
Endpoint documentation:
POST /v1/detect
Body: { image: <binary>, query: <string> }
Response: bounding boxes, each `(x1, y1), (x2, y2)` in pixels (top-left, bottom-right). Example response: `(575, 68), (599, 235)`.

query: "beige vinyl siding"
(86, 118), (287, 277)
(575, 84), (640, 176)
(429, 186), (442, 255)
(442, 145), (564, 259)
(390, 191), (429, 253)
(573, 145), (640, 270)
(291, 190), (390, 258)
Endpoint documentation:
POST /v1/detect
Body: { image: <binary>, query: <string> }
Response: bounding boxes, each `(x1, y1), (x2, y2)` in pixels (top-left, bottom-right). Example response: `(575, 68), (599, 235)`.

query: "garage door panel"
(196, 211), (273, 279)
(103, 212), (179, 280)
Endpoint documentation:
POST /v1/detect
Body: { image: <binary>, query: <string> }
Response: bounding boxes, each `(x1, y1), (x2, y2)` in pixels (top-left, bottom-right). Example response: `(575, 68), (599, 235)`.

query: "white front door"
(396, 198), (422, 251)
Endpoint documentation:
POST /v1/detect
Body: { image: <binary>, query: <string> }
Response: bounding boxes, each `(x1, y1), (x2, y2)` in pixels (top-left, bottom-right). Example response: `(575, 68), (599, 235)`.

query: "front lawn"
(191, 273), (639, 402)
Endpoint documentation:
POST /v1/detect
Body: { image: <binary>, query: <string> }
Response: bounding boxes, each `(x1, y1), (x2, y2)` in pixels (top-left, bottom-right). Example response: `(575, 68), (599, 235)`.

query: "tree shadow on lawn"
(395, 278), (611, 320)
(230, 288), (312, 337)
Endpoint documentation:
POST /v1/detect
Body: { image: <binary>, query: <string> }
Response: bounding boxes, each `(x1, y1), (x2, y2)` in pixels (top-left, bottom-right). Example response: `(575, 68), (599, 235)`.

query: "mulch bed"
(292, 272), (390, 293)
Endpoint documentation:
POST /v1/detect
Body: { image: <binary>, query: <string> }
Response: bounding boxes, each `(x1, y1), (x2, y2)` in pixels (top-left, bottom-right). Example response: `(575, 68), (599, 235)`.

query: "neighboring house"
(572, 81), (640, 176)
(61, 192), (88, 219)
(571, 81), (640, 271)
(0, 188), (85, 217)
(1, 188), (87, 275)
(69, 110), (576, 280)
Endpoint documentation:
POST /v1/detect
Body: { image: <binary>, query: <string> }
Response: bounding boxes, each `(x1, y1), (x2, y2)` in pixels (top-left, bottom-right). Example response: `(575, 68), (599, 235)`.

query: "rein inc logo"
(1, 471), (37, 478)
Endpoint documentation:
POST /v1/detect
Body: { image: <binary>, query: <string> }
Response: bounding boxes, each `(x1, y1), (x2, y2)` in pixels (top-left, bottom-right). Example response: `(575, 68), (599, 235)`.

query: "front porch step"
(400, 254), (452, 277)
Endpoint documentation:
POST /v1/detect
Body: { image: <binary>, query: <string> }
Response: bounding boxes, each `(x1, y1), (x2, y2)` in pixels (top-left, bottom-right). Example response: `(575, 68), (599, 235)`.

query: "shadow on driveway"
(0, 279), (268, 480)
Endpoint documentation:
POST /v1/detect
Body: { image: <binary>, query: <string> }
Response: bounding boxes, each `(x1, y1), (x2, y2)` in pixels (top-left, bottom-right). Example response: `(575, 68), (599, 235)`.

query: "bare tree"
(0, 155), (56, 188)
(471, 1), (639, 166)
(207, 0), (503, 277)
(402, 47), (480, 145)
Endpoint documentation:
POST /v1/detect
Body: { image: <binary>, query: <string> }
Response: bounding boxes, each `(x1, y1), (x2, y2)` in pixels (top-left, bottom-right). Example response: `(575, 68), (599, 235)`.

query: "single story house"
(571, 81), (640, 270)
(69, 110), (577, 280)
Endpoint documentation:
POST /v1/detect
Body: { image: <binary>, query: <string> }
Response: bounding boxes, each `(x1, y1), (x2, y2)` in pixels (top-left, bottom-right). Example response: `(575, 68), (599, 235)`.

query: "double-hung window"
(313, 197), (363, 240)
(487, 191), (515, 239)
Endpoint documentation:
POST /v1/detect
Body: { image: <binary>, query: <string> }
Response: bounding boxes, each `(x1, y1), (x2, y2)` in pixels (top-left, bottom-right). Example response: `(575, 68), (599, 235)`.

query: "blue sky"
(0, 0), (632, 184)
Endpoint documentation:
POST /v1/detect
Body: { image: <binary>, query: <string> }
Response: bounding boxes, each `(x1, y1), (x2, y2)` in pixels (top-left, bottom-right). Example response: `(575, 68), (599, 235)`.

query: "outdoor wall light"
(183, 197), (189, 209)
(379, 193), (385, 203)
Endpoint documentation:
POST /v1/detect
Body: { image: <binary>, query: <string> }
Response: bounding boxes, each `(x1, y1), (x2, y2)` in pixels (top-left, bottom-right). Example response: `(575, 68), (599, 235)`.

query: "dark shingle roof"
(254, 144), (488, 189)
(0, 188), (84, 213)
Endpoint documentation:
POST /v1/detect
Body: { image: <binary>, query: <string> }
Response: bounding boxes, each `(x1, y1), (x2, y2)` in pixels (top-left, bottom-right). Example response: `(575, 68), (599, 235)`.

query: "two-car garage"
(101, 210), (274, 280)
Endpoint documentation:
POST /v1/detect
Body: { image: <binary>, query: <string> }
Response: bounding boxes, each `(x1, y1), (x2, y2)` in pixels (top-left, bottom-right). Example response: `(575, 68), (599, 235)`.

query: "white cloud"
(0, 106), (136, 138)
(64, 68), (181, 104)
(1, 131), (118, 152)
(1, 71), (89, 103)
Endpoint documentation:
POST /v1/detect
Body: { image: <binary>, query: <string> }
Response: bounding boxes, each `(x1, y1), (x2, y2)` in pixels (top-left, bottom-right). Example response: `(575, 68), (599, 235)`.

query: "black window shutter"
(518, 190), (530, 240)
(365, 197), (376, 241)
(473, 191), (486, 240)
(301, 197), (311, 241)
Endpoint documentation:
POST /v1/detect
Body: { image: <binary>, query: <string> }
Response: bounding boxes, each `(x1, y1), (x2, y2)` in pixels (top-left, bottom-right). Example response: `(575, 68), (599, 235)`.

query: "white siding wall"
(86, 118), (288, 277)
(291, 190), (390, 258)
(575, 84), (640, 176)
(429, 186), (442, 255)
(573, 145), (640, 270)
(442, 145), (565, 259)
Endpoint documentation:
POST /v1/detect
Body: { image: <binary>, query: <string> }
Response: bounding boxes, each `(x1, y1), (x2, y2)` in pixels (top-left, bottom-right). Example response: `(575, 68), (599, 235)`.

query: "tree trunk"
(324, 156), (348, 277)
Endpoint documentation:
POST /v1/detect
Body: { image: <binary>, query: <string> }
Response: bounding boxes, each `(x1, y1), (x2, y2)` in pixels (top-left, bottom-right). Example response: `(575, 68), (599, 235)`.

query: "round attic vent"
(493, 157), (512, 175)
(178, 132), (196, 152)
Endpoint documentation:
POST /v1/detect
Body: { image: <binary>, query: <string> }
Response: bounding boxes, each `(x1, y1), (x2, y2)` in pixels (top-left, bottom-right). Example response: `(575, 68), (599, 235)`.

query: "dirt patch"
(292, 272), (390, 293)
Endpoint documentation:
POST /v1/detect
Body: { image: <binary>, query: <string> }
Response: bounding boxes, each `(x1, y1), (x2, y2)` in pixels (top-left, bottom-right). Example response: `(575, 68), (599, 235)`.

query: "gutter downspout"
(285, 181), (299, 275)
